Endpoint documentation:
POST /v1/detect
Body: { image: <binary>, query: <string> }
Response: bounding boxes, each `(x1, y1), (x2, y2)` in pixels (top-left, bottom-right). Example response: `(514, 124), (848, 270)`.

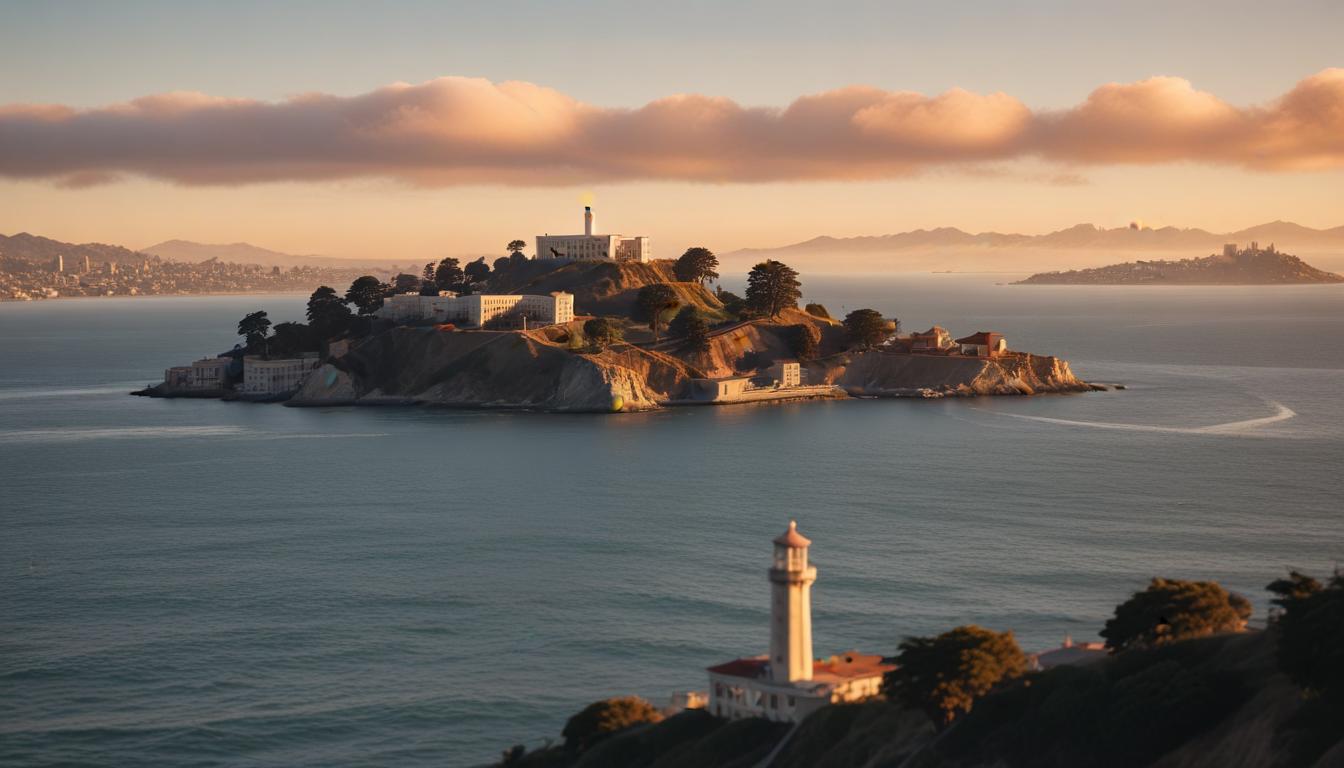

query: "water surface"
(2, 277), (1342, 766)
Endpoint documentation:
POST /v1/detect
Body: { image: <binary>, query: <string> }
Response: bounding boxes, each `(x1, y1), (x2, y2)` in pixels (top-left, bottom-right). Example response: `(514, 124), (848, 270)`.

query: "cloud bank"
(2, 70), (1341, 187)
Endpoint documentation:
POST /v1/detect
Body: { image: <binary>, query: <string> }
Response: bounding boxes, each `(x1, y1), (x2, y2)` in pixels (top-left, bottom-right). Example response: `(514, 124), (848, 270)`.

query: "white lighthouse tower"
(769, 520), (817, 682)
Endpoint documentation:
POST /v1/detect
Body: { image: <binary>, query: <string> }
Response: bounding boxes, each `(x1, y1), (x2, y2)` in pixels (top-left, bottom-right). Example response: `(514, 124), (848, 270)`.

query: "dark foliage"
(883, 625), (1027, 728)
(745, 260), (802, 318)
(345, 275), (387, 315)
(674, 247), (720, 285)
(789, 323), (820, 361)
(842, 308), (887, 349)
(1101, 578), (1252, 652)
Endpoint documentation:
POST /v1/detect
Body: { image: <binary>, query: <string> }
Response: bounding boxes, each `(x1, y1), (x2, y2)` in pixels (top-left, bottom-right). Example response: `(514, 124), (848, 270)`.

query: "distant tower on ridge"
(769, 520), (816, 682)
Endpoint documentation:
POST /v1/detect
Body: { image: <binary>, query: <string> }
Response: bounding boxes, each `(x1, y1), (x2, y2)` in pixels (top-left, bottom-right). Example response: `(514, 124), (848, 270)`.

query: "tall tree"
(391, 272), (420, 294)
(507, 239), (527, 256)
(1267, 569), (1343, 704)
(421, 262), (435, 283)
(745, 260), (802, 318)
(463, 257), (491, 293)
(237, 310), (272, 350)
(1101, 578), (1252, 652)
(674, 247), (719, 285)
(434, 258), (464, 292)
(635, 283), (680, 342)
(883, 625), (1027, 729)
(583, 317), (623, 351)
(790, 323), (821, 361)
(669, 306), (710, 352)
(306, 286), (353, 338)
(345, 275), (387, 315)
(843, 308), (888, 349)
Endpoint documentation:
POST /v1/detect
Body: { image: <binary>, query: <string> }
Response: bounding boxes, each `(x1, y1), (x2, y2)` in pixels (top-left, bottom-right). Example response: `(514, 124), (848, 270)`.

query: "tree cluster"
(843, 308), (887, 349)
(668, 306), (711, 353)
(561, 696), (663, 753)
(635, 283), (680, 342)
(1100, 578), (1252, 652)
(884, 625), (1027, 729)
(1267, 568), (1343, 705)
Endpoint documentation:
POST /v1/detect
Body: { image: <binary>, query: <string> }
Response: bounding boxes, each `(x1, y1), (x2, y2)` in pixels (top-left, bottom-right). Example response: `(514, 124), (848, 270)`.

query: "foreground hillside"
(495, 630), (1343, 768)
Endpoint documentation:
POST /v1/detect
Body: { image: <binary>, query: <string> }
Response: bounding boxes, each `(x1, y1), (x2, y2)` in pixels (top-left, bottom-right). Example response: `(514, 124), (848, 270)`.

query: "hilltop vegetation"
(487, 258), (728, 319)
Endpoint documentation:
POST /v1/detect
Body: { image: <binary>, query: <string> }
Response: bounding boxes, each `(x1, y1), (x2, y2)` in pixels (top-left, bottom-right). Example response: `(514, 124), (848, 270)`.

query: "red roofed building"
(705, 521), (895, 723)
(954, 331), (1007, 357)
(910, 326), (954, 352)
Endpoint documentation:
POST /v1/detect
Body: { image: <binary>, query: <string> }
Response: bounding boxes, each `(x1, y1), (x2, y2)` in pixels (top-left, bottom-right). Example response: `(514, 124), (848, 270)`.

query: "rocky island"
(1015, 242), (1344, 285)
(138, 222), (1093, 411)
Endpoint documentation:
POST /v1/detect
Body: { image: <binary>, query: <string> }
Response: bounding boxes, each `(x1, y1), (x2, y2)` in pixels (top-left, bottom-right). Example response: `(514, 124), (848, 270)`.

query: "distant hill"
(0, 231), (145, 270)
(723, 221), (1344, 274)
(1015, 245), (1344, 285)
(142, 239), (401, 270)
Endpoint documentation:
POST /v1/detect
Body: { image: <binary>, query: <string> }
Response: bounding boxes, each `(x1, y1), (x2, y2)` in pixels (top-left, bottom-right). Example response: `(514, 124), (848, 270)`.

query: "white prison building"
(535, 206), (651, 263)
(243, 354), (320, 396)
(706, 522), (895, 723)
(377, 292), (575, 328)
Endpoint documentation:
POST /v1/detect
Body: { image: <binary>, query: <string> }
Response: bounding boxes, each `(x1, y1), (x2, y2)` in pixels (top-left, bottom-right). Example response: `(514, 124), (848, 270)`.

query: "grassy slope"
(489, 259), (726, 320)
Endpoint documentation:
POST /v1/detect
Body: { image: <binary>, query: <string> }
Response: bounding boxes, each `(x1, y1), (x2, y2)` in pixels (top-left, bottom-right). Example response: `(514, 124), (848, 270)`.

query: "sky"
(1, 0), (1341, 261)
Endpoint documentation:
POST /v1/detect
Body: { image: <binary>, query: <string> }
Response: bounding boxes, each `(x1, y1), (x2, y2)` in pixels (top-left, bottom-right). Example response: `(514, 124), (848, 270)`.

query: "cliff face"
(290, 326), (699, 411)
(831, 350), (1088, 397)
(290, 320), (1089, 412)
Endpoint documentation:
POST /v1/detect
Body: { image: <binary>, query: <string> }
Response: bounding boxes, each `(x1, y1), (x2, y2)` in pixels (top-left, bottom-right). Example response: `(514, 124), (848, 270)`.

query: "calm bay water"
(2, 276), (1342, 767)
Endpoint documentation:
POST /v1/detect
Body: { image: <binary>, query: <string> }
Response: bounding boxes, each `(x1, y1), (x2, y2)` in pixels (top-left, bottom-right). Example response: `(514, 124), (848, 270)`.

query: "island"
(1014, 242), (1344, 285)
(136, 209), (1094, 412)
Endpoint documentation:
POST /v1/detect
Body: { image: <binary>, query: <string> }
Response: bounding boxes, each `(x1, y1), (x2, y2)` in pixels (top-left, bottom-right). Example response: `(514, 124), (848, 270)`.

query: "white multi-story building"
(190, 357), (232, 390)
(706, 522), (895, 723)
(243, 354), (320, 396)
(377, 292), (574, 328)
(377, 291), (460, 323)
(536, 206), (651, 263)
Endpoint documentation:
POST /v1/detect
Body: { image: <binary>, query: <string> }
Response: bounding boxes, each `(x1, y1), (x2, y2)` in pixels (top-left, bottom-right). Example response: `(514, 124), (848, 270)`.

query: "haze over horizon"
(2, 0), (1341, 264)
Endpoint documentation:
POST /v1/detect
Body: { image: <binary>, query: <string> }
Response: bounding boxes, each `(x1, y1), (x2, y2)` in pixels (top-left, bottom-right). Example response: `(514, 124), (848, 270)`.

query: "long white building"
(706, 522), (894, 723)
(377, 291), (575, 328)
(243, 354), (320, 396)
(535, 206), (651, 263)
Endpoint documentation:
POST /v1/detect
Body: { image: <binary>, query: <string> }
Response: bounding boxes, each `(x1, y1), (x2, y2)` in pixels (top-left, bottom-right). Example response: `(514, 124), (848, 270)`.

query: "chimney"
(584, 205), (593, 236)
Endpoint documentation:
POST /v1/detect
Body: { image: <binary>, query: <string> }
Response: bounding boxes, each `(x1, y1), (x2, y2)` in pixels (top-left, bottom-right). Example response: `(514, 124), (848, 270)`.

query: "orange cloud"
(1, 71), (1340, 187)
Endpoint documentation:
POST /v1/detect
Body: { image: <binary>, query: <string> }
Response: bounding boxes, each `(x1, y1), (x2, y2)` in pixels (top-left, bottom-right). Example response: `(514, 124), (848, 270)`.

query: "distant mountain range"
(723, 220), (1344, 273)
(0, 232), (144, 270)
(0, 233), (403, 272)
(141, 240), (402, 270)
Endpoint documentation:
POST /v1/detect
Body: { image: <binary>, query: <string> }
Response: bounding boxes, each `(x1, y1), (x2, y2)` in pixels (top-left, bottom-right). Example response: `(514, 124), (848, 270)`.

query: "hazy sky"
(2, 0), (1341, 260)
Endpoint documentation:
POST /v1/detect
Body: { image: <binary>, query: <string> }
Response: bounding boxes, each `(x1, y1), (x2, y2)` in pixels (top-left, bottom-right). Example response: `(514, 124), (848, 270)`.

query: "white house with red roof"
(705, 522), (894, 723)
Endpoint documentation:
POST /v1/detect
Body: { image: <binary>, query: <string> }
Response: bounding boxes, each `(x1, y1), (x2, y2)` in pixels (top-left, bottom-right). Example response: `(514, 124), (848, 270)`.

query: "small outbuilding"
(955, 331), (1007, 357)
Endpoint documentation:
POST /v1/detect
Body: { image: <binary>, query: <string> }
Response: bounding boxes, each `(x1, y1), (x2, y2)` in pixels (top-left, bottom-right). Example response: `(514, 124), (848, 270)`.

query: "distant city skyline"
(2, 1), (1341, 262)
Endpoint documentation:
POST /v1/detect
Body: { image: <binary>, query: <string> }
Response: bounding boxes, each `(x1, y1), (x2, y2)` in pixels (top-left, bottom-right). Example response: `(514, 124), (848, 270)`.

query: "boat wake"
(979, 401), (1297, 436)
